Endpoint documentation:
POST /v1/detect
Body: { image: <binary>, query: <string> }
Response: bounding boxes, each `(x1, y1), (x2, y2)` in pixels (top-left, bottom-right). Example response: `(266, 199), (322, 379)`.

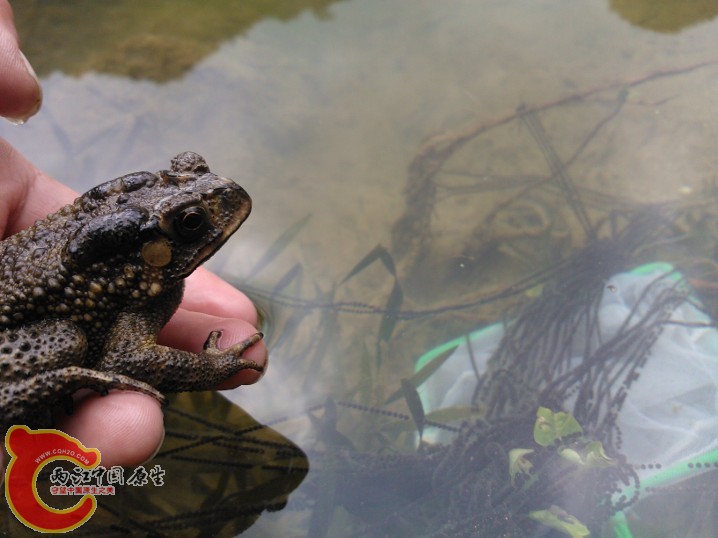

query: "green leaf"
(557, 441), (615, 468)
(508, 448), (534, 486)
(529, 505), (591, 537)
(557, 447), (583, 465)
(533, 407), (583, 447)
(583, 441), (615, 468)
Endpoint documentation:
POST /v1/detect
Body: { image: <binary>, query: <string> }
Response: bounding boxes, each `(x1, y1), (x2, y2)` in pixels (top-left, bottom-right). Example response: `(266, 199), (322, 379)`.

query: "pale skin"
(0, 1), (267, 466)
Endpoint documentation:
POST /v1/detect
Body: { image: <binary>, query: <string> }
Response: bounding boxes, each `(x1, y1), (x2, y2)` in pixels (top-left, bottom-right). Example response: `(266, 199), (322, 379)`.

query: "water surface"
(6, 0), (718, 535)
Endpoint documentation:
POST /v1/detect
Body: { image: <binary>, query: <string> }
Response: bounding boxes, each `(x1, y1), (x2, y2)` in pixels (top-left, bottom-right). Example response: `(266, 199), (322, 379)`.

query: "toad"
(0, 152), (263, 429)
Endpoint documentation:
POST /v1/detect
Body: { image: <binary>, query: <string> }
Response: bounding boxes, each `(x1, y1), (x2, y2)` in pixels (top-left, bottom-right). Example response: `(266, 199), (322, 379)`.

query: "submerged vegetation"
(241, 64), (718, 535)
(5, 12), (718, 534)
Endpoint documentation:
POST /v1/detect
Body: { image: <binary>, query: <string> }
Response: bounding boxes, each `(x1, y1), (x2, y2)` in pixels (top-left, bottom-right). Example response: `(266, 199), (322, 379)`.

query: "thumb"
(0, 0), (42, 123)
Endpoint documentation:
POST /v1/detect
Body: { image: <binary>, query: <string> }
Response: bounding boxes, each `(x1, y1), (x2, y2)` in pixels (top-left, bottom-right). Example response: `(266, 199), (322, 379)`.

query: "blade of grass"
(385, 344), (459, 405)
(342, 244), (397, 283)
(248, 214), (311, 278)
(401, 379), (425, 441)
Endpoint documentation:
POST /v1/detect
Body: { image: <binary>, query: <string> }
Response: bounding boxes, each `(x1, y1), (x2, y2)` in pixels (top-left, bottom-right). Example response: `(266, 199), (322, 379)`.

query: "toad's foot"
(152, 330), (264, 392)
(203, 330), (264, 371)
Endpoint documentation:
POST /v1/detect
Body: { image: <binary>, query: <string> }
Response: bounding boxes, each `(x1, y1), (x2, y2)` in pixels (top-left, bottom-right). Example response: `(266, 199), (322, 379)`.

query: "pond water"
(5, 0), (718, 536)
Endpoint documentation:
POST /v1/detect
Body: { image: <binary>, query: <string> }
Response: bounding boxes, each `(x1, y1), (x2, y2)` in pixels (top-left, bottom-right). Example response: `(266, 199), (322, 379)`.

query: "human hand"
(0, 1), (266, 466)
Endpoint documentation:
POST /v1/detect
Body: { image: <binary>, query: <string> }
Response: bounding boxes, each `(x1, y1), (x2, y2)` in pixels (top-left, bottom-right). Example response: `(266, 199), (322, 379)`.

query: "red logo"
(5, 425), (100, 532)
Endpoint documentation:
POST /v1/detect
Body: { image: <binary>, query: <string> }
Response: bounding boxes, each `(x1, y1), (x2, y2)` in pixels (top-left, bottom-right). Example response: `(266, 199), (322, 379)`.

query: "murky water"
(5, 0), (718, 535)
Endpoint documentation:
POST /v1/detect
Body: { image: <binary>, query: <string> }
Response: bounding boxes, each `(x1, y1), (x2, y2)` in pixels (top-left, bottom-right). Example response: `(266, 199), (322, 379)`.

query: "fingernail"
(3, 50), (43, 125)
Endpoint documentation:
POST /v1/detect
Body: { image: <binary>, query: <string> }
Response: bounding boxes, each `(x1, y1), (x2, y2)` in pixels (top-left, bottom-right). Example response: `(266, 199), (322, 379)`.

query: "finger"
(0, 1), (42, 122)
(0, 139), (76, 236)
(56, 392), (164, 467)
(183, 269), (259, 326)
(159, 309), (268, 388)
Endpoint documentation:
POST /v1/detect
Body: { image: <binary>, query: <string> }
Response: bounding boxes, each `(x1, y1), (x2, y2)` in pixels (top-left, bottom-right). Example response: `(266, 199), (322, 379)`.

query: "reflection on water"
(13, 0), (347, 82)
(5, 0), (718, 535)
(610, 0), (718, 33)
(1, 393), (308, 536)
(113, 394), (306, 536)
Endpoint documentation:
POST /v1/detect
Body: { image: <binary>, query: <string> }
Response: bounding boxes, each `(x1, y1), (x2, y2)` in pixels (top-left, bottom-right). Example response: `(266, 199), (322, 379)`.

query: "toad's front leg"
(96, 310), (264, 394)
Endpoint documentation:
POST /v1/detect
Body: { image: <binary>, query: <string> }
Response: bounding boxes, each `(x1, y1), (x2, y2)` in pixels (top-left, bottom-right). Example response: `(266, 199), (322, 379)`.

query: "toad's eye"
(174, 206), (209, 240)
